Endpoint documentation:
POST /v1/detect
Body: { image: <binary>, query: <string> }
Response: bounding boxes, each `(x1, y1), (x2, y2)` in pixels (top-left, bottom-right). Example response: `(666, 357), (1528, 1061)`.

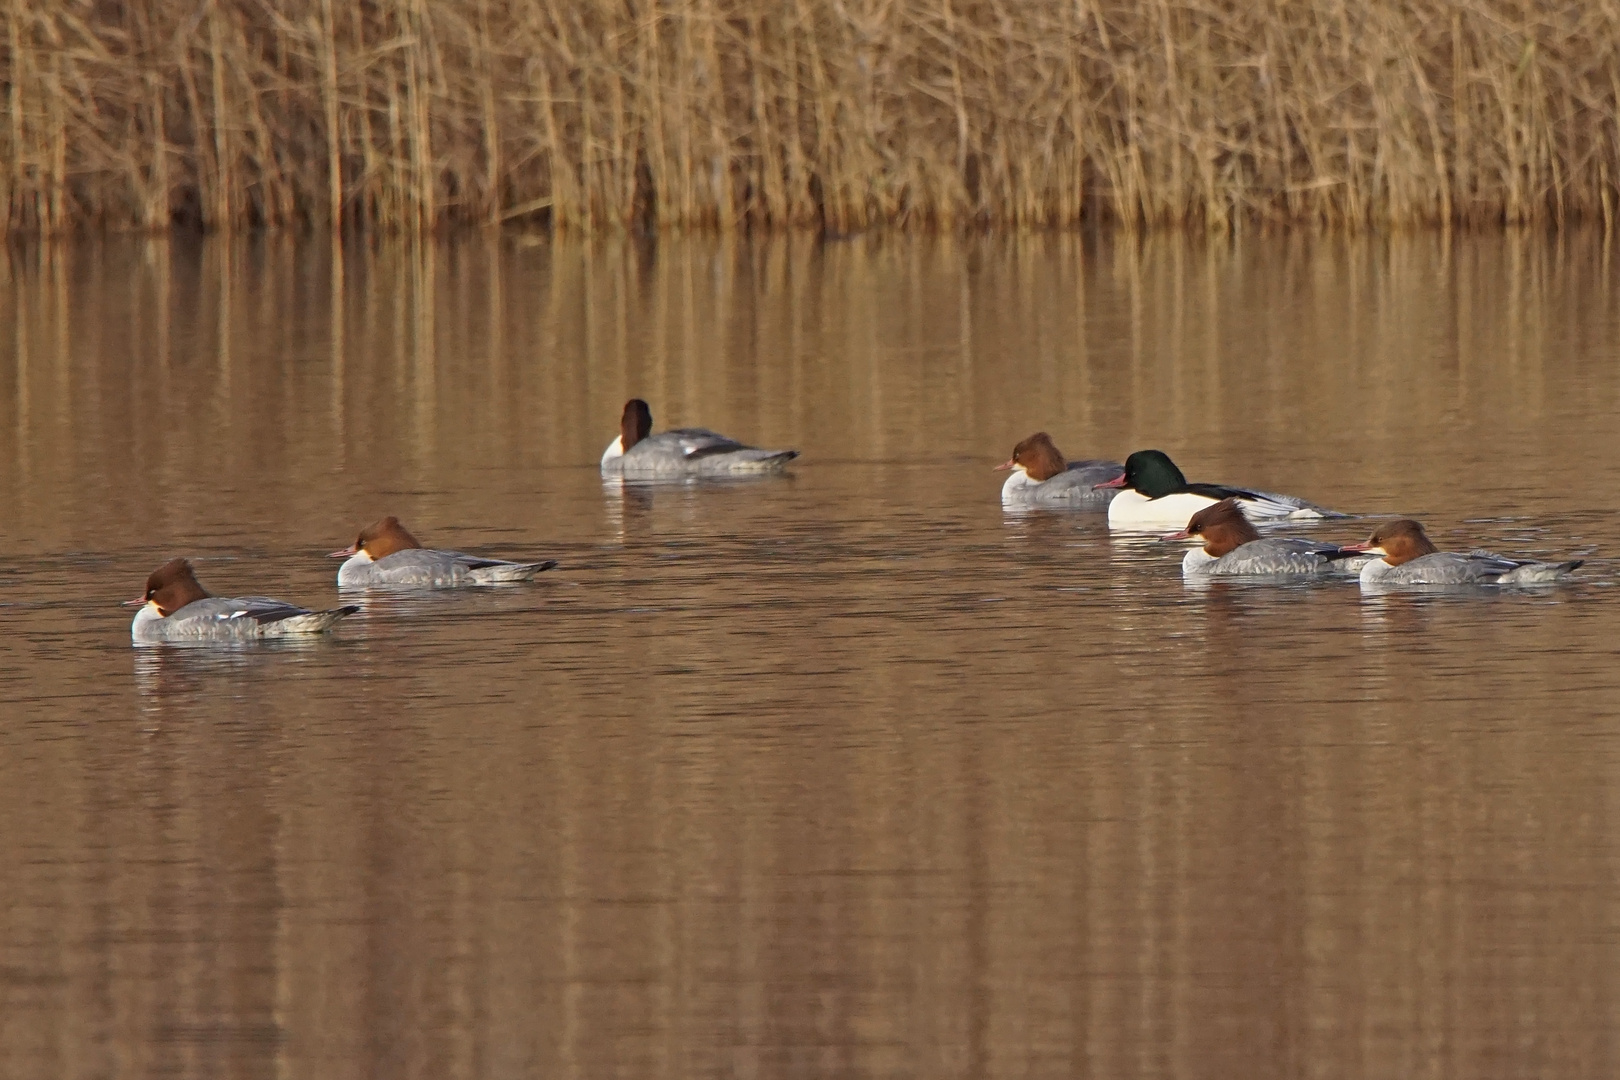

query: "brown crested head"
(138, 558), (211, 616)
(356, 516), (424, 560)
(1364, 518), (1439, 565)
(1184, 498), (1261, 557)
(1007, 432), (1067, 482)
(621, 399), (654, 451)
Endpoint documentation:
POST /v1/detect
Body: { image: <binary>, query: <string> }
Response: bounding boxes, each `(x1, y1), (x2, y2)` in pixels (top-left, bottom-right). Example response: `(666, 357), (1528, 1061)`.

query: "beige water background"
(2, 232), (1619, 1079)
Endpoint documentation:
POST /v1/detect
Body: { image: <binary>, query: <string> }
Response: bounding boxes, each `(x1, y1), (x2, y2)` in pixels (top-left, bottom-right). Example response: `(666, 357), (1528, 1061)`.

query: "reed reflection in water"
(0, 232), (1618, 1080)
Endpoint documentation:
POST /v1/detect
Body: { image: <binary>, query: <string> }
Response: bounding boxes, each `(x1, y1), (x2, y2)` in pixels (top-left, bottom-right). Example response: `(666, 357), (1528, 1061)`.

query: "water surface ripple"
(2, 233), (1618, 1079)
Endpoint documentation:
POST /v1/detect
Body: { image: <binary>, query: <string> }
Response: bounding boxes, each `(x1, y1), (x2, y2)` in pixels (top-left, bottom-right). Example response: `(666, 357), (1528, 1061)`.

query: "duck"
(126, 558), (357, 643)
(996, 432), (1122, 507)
(1343, 519), (1583, 585)
(1169, 498), (1367, 577)
(1097, 449), (1340, 529)
(329, 516), (558, 587)
(600, 399), (797, 478)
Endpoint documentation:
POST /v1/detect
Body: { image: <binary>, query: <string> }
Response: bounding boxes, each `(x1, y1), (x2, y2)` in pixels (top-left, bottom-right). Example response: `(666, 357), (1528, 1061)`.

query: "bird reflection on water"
(4, 231), (1619, 1080)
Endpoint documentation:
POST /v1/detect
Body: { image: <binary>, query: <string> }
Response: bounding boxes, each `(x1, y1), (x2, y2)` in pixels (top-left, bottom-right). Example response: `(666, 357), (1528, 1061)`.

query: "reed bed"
(4, 0), (1620, 235)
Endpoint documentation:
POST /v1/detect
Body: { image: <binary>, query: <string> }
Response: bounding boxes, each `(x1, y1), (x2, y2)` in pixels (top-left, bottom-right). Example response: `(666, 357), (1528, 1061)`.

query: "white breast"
(1107, 489), (1219, 529)
(336, 550), (375, 587)
(1000, 469), (1036, 503)
(130, 602), (166, 641)
(1181, 547), (1219, 575)
(1359, 557), (1395, 583)
(599, 435), (625, 468)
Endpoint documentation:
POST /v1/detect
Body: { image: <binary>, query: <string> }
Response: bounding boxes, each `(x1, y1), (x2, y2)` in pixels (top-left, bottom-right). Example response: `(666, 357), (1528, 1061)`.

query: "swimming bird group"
(124, 404), (1582, 643)
(127, 399), (795, 643)
(999, 431), (1583, 585)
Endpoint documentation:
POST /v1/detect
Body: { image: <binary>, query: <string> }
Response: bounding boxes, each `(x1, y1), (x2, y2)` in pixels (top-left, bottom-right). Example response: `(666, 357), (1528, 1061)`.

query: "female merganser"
(126, 558), (357, 643)
(996, 432), (1122, 508)
(1344, 519), (1583, 585)
(329, 516), (557, 587)
(600, 399), (797, 478)
(1097, 449), (1340, 528)
(1169, 498), (1366, 577)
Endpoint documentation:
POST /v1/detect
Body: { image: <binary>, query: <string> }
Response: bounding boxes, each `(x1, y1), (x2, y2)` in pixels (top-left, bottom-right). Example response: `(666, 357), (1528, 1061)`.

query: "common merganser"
(126, 558), (357, 643)
(1097, 449), (1340, 529)
(996, 432), (1122, 508)
(1344, 519), (1583, 585)
(1169, 498), (1367, 577)
(600, 399), (797, 477)
(329, 516), (558, 587)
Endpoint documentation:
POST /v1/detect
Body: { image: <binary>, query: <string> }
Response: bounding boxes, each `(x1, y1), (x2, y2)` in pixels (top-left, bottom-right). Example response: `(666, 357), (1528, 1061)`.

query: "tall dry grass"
(4, 1), (1620, 235)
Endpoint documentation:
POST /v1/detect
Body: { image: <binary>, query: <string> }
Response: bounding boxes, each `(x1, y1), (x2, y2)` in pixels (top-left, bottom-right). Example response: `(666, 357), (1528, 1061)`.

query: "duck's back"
(1200, 537), (1360, 576)
(135, 596), (355, 641)
(342, 548), (555, 587)
(617, 428), (797, 476)
(1005, 460), (1122, 506)
(1369, 550), (1580, 585)
(1364, 551), (1515, 585)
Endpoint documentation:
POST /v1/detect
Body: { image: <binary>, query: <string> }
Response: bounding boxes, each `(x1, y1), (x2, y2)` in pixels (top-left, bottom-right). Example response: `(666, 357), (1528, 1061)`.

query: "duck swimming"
(1169, 498), (1366, 577)
(996, 432), (1122, 508)
(126, 558), (358, 643)
(600, 399), (798, 478)
(1097, 449), (1340, 529)
(329, 517), (558, 588)
(1343, 519), (1582, 585)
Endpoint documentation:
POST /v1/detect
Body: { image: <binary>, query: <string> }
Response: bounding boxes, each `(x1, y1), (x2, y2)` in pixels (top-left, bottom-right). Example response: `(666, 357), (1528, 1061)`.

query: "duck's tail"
(1499, 560), (1583, 584)
(277, 605), (361, 633)
(728, 448), (799, 473)
(468, 560), (559, 584)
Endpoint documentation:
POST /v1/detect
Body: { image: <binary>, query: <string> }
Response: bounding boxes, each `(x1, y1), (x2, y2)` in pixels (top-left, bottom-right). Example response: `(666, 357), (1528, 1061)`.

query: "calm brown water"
(3, 232), (1620, 1079)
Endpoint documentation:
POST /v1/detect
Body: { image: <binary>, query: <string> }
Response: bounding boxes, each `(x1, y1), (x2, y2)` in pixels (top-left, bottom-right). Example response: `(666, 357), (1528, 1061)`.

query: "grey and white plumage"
(602, 429), (798, 477)
(601, 399), (797, 478)
(337, 548), (557, 588)
(330, 516), (557, 589)
(1173, 498), (1367, 578)
(1360, 551), (1582, 586)
(1350, 518), (1582, 587)
(1001, 460), (1123, 507)
(127, 557), (357, 643)
(996, 432), (1122, 508)
(133, 596), (358, 642)
(1183, 538), (1370, 577)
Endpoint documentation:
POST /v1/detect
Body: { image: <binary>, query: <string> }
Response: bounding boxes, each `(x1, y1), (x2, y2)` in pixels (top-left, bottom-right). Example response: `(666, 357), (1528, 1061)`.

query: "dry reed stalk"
(5, 0), (1620, 235)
